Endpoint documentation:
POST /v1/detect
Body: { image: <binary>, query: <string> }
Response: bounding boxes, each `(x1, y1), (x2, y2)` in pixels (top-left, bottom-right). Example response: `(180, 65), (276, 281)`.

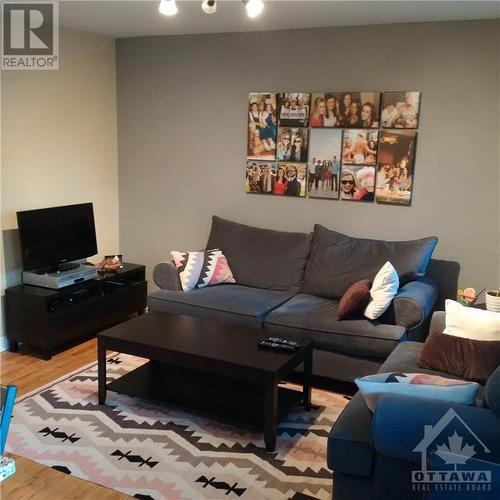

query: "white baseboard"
(0, 337), (9, 352)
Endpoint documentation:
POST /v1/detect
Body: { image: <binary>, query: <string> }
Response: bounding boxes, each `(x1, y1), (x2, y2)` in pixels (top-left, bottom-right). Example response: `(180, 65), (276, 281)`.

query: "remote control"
(266, 337), (301, 348)
(258, 340), (297, 352)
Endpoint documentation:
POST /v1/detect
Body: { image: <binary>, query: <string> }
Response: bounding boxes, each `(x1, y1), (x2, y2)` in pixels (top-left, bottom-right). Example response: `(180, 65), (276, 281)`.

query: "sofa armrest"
(327, 393), (374, 476)
(429, 311), (446, 334)
(392, 276), (439, 332)
(372, 394), (500, 466)
(152, 262), (181, 291)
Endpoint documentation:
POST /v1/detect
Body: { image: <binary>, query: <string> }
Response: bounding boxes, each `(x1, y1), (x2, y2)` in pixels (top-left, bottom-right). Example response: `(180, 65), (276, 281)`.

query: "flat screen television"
(17, 203), (98, 271)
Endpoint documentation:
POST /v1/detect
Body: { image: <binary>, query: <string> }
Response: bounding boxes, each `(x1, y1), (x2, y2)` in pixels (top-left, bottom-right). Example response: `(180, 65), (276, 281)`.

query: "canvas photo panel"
(277, 127), (309, 162)
(308, 129), (342, 199)
(278, 92), (311, 127)
(245, 161), (277, 194)
(375, 130), (417, 206)
(310, 93), (339, 128)
(310, 92), (380, 128)
(339, 165), (376, 202)
(245, 161), (306, 197)
(342, 129), (379, 166)
(277, 162), (307, 197)
(247, 93), (277, 160)
(381, 92), (421, 129)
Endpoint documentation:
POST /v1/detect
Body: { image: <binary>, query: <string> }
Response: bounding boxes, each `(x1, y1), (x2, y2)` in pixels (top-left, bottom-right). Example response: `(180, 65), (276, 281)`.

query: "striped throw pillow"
(170, 249), (235, 292)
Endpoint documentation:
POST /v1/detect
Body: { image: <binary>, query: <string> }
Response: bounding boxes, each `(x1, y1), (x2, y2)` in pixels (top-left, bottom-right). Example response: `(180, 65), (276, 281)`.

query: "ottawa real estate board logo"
(2, 1), (59, 70)
(412, 408), (493, 496)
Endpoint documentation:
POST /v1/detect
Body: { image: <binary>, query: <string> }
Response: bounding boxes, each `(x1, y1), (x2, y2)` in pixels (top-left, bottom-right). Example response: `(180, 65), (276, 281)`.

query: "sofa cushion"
(356, 372), (479, 412)
(418, 331), (500, 384)
(170, 249), (235, 291)
(206, 216), (312, 292)
(380, 341), (451, 377)
(444, 299), (500, 340)
(380, 341), (486, 401)
(337, 279), (371, 320)
(301, 224), (437, 299)
(364, 261), (399, 320)
(264, 294), (407, 359)
(148, 284), (294, 328)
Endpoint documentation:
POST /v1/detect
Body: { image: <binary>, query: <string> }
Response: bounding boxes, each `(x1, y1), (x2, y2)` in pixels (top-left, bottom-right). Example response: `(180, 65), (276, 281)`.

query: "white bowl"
(485, 291), (500, 312)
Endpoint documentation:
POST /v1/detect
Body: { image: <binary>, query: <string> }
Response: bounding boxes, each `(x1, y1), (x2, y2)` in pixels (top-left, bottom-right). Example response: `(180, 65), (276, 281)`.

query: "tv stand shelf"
(5, 263), (147, 360)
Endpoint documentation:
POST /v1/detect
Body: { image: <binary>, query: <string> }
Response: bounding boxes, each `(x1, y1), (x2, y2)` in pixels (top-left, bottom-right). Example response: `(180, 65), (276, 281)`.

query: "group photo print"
(308, 129), (342, 199)
(375, 129), (417, 206)
(245, 161), (306, 197)
(278, 92), (311, 127)
(310, 92), (380, 128)
(247, 93), (277, 160)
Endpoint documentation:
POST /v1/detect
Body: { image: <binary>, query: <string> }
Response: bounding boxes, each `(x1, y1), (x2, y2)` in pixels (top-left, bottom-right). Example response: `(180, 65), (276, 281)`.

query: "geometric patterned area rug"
(7, 354), (349, 499)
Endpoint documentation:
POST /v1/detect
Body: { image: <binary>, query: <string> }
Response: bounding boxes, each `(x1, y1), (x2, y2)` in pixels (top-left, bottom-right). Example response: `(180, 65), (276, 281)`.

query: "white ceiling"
(58, 0), (500, 38)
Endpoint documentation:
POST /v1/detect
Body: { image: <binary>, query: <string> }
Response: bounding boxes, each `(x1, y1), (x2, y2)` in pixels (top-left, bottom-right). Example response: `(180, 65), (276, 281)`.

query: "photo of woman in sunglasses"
(340, 166), (375, 202)
(277, 127), (309, 162)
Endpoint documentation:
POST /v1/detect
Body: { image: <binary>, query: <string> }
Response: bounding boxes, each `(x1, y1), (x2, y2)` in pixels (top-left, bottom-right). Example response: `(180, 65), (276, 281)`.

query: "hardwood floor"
(0, 339), (130, 499)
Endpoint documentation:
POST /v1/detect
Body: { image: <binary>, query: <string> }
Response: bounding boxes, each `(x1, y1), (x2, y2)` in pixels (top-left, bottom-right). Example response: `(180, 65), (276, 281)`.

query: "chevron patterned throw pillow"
(170, 249), (235, 292)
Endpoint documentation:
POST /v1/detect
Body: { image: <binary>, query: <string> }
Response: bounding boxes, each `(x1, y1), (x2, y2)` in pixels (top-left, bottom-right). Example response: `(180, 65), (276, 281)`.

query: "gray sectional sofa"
(148, 216), (439, 382)
(328, 312), (500, 500)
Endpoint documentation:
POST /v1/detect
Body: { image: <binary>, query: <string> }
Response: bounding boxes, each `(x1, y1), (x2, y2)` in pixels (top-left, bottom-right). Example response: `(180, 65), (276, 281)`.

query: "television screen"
(17, 203), (98, 271)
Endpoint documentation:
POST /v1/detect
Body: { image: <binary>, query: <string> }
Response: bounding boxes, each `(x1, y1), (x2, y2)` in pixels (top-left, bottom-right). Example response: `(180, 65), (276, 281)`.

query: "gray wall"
(1, 28), (118, 346)
(116, 20), (499, 294)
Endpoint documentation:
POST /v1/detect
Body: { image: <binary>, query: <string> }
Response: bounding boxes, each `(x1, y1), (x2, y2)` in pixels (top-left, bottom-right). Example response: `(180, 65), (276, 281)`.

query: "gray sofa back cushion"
(206, 216), (312, 292)
(302, 224), (438, 299)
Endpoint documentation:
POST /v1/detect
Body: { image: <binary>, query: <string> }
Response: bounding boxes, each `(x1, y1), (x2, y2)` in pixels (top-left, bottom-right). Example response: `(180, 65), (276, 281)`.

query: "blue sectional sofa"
(148, 216), (439, 382)
(328, 312), (500, 500)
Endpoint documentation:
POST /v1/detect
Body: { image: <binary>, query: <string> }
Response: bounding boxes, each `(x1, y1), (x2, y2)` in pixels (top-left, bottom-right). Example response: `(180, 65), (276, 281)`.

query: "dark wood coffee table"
(97, 311), (312, 451)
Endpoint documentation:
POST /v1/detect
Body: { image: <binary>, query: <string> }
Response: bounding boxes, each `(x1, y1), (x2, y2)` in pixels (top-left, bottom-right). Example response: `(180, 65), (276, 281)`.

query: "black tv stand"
(5, 263), (147, 360)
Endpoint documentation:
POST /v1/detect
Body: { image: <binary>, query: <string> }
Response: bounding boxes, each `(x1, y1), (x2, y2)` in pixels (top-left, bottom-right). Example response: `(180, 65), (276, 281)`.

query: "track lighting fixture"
(244, 0), (264, 18)
(202, 0), (217, 15)
(158, 0), (265, 18)
(158, 0), (178, 16)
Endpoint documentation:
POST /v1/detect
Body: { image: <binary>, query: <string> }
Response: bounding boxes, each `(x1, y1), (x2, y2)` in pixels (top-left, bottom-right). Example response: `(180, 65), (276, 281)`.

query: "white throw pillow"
(364, 261), (399, 320)
(444, 299), (500, 341)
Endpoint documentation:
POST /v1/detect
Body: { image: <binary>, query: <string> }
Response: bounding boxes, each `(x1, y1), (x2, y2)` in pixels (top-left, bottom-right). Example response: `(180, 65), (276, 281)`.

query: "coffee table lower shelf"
(106, 361), (304, 437)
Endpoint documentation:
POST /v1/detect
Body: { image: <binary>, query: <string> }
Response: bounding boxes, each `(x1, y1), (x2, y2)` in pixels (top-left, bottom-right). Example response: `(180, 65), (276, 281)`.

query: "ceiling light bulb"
(202, 0), (217, 15)
(245, 0), (264, 18)
(159, 0), (178, 16)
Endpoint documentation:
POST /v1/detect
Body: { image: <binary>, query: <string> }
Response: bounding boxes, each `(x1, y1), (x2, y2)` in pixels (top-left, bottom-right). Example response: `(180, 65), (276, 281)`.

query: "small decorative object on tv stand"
(485, 289), (500, 312)
(98, 254), (123, 274)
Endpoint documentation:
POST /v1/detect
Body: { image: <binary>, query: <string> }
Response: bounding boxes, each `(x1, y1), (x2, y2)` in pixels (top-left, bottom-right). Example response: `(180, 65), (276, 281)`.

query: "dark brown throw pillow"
(418, 331), (500, 384)
(337, 279), (371, 320)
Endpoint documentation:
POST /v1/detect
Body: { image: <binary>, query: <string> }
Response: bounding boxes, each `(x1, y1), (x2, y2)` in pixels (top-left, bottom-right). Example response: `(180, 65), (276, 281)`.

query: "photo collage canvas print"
(245, 90), (421, 205)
